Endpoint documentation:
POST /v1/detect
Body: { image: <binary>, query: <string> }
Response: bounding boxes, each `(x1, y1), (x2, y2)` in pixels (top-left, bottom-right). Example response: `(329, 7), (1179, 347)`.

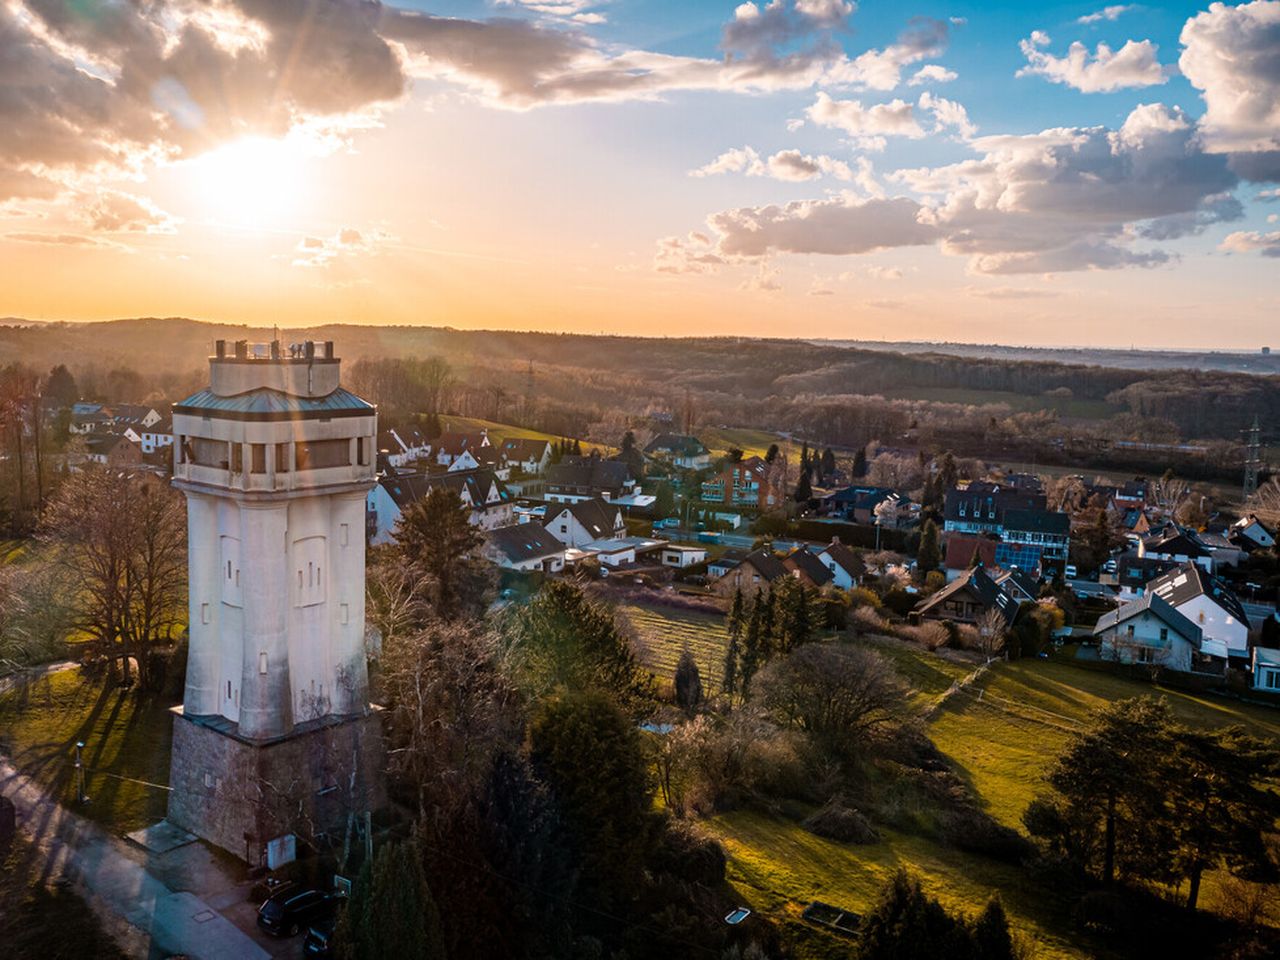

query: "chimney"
(214, 340), (226, 358)
(324, 341), (335, 360)
(234, 340), (248, 359)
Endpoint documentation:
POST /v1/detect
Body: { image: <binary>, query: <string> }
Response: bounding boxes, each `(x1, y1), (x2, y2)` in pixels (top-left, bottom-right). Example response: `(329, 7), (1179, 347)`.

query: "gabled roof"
(1002, 509), (1070, 536)
(832, 485), (897, 507)
(709, 548), (750, 569)
(739, 548), (789, 582)
(546, 498), (621, 540)
(380, 469), (507, 511)
(943, 484), (1047, 524)
(1140, 526), (1210, 558)
(436, 431), (494, 458)
(644, 433), (708, 458)
(995, 568), (1039, 603)
(1095, 592), (1203, 644)
(783, 547), (834, 586)
(1148, 562), (1250, 628)
(486, 523), (565, 562)
(915, 566), (1018, 624)
(500, 437), (552, 460)
(819, 540), (866, 578)
(545, 455), (630, 490)
(174, 387), (373, 421)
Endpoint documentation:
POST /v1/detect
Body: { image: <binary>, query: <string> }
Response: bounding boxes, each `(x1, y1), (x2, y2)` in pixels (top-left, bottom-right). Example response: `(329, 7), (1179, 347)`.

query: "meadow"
(618, 600), (732, 695)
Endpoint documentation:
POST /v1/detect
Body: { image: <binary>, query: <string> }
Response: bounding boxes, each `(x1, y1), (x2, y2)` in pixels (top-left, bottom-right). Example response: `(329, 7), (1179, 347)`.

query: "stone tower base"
(167, 707), (387, 866)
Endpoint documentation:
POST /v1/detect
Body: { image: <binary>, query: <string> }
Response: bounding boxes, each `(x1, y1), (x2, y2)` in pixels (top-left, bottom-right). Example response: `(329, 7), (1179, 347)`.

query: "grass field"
(438, 415), (613, 454)
(0, 668), (175, 834)
(618, 600), (731, 694)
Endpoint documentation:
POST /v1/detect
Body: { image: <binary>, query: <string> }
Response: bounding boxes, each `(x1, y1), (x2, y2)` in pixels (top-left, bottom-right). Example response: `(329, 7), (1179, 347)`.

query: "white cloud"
(967, 285), (1061, 299)
(918, 91), (975, 138)
(806, 92), (925, 145)
(690, 145), (866, 184)
(691, 146), (765, 178)
(292, 227), (387, 268)
(81, 191), (180, 234)
(1077, 5), (1135, 25)
(825, 18), (950, 90)
(1179, 0), (1280, 178)
(1220, 230), (1280, 256)
(908, 64), (958, 85)
(1018, 32), (1169, 92)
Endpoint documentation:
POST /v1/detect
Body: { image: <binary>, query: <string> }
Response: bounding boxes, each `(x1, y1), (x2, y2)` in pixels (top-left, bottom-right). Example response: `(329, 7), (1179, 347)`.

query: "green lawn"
(698, 426), (791, 460)
(618, 601), (731, 694)
(0, 668), (175, 834)
(438, 415), (613, 454)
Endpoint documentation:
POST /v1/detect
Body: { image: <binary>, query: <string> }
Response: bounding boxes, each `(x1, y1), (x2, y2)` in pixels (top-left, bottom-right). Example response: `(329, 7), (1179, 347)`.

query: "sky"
(1, 0), (1279, 349)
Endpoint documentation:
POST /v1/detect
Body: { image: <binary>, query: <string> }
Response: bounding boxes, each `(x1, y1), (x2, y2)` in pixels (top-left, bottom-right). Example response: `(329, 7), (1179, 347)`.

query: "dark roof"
(500, 437), (552, 460)
(1095, 592), (1203, 643)
(784, 547), (834, 586)
(380, 469), (508, 510)
(943, 484), (1047, 524)
(915, 566), (1018, 624)
(545, 456), (630, 491)
(741, 548), (789, 582)
(644, 433), (708, 458)
(87, 431), (130, 453)
(174, 387), (373, 421)
(1116, 550), (1176, 584)
(995, 568), (1039, 603)
(832, 485), (897, 507)
(1002, 509), (1070, 536)
(820, 540), (866, 578)
(709, 548), (750, 568)
(1148, 562), (1250, 628)
(1140, 527), (1210, 558)
(545, 499), (621, 540)
(487, 523), (565, 562)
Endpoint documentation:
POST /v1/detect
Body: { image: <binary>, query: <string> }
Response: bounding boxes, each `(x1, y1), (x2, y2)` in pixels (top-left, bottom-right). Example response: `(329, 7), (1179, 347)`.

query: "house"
(1232, 515), (1276, 551)
(993, 568), (1040, 605)
(1251, 647), (1280, 692)
(483, 523), (566, 573)
(85, 431), (143, 468)
(999, 508), (1070, 573)
(661, 544), (707, 568)
(914, 566), (1018, 627)
(499, 438), (554, 475)
(583, 540), (638, 567)
(701, 456), (781, 510)
(367, 468), (513, 545)
(543, 498), (626, 547)
(944, 534), (1002, 581)
(830, 485), (901, 525)
(69, 409), (111, 435)
(943, 482), (1048, 537)
(435, 430), (500, 469)
(1093, 593), (1203, 673)
(817, 539), (866, 590)
(1137, 526), (1215, 571)
(707, 548), (749, 579)
(1146, 562), (1250, 660)
(782, 546), (835, 588)
(711, 547), (789, 597)
(644, 433), (711, 470)
(137, 416), (174, 455)
(544, 455), (634, 503)
(379, 427), (432, 468)
(1109, 550), (1178, 600)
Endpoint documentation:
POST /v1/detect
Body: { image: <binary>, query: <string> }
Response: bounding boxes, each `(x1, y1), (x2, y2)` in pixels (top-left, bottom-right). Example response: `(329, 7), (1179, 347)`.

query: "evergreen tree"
(794, 467), (813, 504)
(971, 899), (1016, 960)
(44, 364), (77, 406)
(857, 870), (972, 960)
(820, 447), (836, 481)
(674, 648), (703, 715)
(852, 447), (868, 478)
(968, 542), (985, 569)
(739, 599), (763, 699)
(334, 837), (445, 960)
(723, 588), (745, 699)
(938, 452), (959, 493)
(917, 519), (942, 573)
(652, 480), (675, 519)
(765, 443), (780, 463)
(395, 488), (485, 620)
(617, 430), (645, 478)
(759, 589), (777, 661)
(572, 438), (582, 456)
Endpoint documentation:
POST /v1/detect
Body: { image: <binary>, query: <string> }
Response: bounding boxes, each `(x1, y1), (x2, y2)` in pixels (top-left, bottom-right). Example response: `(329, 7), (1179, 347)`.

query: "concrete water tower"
(166, 339), (385, 864)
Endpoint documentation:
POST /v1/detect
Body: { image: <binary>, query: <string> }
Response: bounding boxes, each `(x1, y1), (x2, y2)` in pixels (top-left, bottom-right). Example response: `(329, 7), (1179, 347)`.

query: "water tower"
(166, 339), (384, 865)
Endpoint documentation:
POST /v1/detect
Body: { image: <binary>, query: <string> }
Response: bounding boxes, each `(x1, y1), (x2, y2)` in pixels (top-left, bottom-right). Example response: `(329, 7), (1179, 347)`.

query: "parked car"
(303, 915), (336, 957)
(257, 887), (337, 938)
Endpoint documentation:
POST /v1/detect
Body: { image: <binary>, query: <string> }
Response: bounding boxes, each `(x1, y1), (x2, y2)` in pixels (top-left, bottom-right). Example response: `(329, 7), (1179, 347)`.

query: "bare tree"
(975, 608), (1008, 663)
(1246, 478), (1280, 527)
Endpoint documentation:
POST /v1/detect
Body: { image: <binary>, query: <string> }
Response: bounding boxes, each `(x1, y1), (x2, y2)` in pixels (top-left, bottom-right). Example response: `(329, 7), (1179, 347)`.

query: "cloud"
(1259, 188), (1280, 201)
(653, 232), (727, 274)
(806, 93), (925, 145)
(825, 17), (951, 90)
(496, 0), (610, 25)
(1077, 5), (1135, 25)
(292, 227), (386, 268)
(967, 285), (1061, 299)
(1220, 230), (1280, 256)
(690, 145), (860, 182)
(1017, 31), (1169, 92)
(917, 91), (975, 138)
(679, 102), (1237, 275)
(4, 231), (129, 250)
(908, 64), (958, 85)
(1179, 0), (1280, 179)
(742, 259), (783, 292)
(82, 191), (179, 234)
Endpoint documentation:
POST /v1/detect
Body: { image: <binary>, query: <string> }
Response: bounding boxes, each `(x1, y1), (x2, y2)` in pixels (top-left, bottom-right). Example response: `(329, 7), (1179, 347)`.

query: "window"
(190, 437), (230, 469)
(1266, 671), (1280, 691)
(1159, 627), (1169, 642)
(357, 437), (368, 466)
(231, 443), (243, 473)
(220, 536), (242, 607)
(1138, 647), (1155, 664)
(250, 443), (266, 474)
(293, 536), (327, 607)
(295, 438), (350, 470)
(1126, 624), (1135, 637)
(276, 443), (291, 472)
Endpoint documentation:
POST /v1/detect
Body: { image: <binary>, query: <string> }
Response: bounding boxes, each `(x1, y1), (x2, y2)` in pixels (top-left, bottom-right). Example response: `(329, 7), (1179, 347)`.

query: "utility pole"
(1244, 414), (1262, 500)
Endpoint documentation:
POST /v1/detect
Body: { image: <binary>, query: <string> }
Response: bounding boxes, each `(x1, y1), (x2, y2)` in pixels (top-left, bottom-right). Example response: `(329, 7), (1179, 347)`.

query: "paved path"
(1, 758), (285, 960)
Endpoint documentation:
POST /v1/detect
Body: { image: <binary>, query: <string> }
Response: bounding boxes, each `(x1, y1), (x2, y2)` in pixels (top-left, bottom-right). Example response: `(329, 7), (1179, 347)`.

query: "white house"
(367, 468), (513, 545)
(816, 539), (865, 590)
(1251, 647), (1280, 692)
(1233, 515), (1276, 551)
(484, 523), (565, 573)
(1147, 562), (1250, 660)
(661, 544), (707, 568)
(447, 449), (481, 472)
(1093, 593), (1202, 673)
(500, 437), (554, 475)
(584, 539), (637, 567)
(643, 433), (711, 470)
(380, 428), (432, 468)
(123, 416), (174, 455)
(543, 498), (626, 548)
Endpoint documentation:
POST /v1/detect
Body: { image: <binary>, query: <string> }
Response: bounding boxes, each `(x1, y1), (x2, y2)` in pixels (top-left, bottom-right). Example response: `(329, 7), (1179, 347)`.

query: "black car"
(303, 916), (336, 958)
(257, 887), (336, 937)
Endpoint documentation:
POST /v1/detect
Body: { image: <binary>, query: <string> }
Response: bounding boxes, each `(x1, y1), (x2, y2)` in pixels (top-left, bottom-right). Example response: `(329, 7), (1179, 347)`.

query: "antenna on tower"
(1244, 414), (1262, 500)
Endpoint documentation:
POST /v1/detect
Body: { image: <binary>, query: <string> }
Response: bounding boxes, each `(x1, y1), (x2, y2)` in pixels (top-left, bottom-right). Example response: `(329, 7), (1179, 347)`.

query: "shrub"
(939, 808), (1033, 863)
(802, 799), (880, 844)
(850, 604), (888, 635)
(882, 587), (917, 617)
(649, 818), (727, 885)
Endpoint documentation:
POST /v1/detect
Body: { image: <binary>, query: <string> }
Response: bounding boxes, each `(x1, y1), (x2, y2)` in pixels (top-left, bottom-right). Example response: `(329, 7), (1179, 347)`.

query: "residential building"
(1251, 647), (1280, 692)
(434, 430), (500, 469)
(913, 566), (1018, 627)
(367, 468), (513, 545)
(1147, 562), (1250, 660)
(711, 547), (789, 598)
(660, 544), (707, 568)
(1000, 508), (1070, 572)
(943, 482), (1068, 576)
(1232, 515), (1276, 551)
(943, 535), (1001, 580)
(782, 546), (834, 588)
(379, 427), (431, 468)
(829, 485), (902, 525)
(544, 455), (634, 503)
(644, 433), (711, 470)
(993, 568), (1039, 605)
(543, 498), (626, 547)
(1093, 593), (1202, 673)
(1137, 525), (1215, 571)
(483, 523), (566, 573)
(499, 438), (554, 475)
(86, 431), (143, 468)
(817, 539), (866, 590)
(943, 482), (1047, 537)
(701, 455), (781, 510)
(707, 548), (749, 579)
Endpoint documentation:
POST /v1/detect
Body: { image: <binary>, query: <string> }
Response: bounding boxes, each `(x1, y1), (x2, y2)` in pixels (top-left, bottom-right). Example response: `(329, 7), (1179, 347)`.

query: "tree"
(40, 468), (185, 688)
(499, 580), (650, 710)
(764, 443), (780, 463)
(819, 447), (836, 481)
(617, 430), (645, 479)
(755, 643), (906, 756)
(44, 364), (77, 406)
(530, 691), (653, 909)
(793, 466), (813, 504)
(394, 488), (486, 620)
(852, 446), (868, 478)
(772, 576), (818, 655)
(722, 588), (744, 700)
(652, 480), (675, 518)
(674, 648), (703, 715)
(975, 608), (1007, 662)
(739, 599), (763, 700)
(917, 519), (941, 574)
(857, 870), (976, 960)
(334, 836), (445, 960)
(1166, 726), (1280, 910)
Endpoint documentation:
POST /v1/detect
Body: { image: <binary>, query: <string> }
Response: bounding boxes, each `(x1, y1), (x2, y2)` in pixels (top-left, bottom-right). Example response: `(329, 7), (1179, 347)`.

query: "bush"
(649, 818), (727, 885)
(882, 587), (917, 617)
(850, 605), (888, 635)
(898, 621), (950, 651)
(938, 808), (1033, 863)
(802, 799), (880, 844)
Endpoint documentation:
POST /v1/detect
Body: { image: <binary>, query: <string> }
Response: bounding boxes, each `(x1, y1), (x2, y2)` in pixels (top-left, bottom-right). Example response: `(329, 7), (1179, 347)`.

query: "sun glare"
(188, 136), (310, 228)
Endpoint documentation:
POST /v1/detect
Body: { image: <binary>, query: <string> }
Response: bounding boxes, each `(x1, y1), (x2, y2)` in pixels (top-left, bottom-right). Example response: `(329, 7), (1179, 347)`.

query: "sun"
(187, 136), (311, 228)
